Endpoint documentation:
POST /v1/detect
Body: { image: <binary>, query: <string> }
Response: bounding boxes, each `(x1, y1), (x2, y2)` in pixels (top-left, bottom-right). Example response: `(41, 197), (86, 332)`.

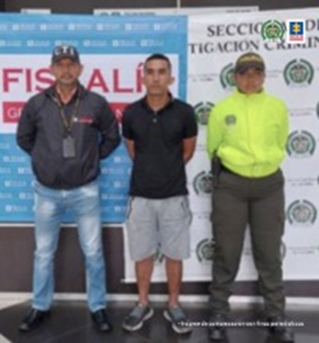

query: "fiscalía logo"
(284, 59), (314, 86)
(194, 102), (214, 126)
(261, 20), (285, 42)
(220, 63), (236, 90)
(287, 131), (316, 158)
(286, 19), (306, 44)
(193, 171), (213, 196)
(196, 238), (215, 262)
(287, 200), (317, 226)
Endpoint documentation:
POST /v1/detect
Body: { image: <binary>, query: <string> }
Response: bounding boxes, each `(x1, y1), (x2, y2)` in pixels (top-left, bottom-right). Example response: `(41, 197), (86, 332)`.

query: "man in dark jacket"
(17, 44), (120, 333)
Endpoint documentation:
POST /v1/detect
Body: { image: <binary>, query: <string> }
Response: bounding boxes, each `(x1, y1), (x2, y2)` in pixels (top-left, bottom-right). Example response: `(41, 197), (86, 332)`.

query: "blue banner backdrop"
(0, 13), (187, 223)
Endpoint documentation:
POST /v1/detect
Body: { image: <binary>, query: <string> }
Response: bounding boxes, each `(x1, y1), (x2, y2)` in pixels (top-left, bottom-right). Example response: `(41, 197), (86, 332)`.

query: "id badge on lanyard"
(55, 93), (80, 159)
(62, 135), (76, 158)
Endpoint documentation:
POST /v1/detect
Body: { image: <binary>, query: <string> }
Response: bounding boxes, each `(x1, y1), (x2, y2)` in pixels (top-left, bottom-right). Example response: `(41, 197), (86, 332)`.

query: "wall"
(5, 0), (176, 13)
(4, 0), (319, 12)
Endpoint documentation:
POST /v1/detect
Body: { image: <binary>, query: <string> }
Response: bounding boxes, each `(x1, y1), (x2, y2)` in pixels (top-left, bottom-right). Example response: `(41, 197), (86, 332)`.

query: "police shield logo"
(287, 200), (317, 226)
(194, 102), (214, 126)
(287, 131), (316, 158)
(220, 63), (236, 90)
(261, 20), (285, 42)
(284, 59), (314, 86)
(196, 238), (215, 262)
(225, 114), (236, 126)
(193, 171), (213, 196)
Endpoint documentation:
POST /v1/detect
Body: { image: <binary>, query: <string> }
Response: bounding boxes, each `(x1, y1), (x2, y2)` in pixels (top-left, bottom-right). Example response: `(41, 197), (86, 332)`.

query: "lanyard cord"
(53, 95), (80, 134)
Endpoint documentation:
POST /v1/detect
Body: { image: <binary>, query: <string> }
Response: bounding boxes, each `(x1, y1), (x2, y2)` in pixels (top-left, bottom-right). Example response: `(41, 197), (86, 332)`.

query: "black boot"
(208, 313), (228, 341)
(91, 309), (113, 332)
(19, 308), (50, 332)
(267, 317), (295, 342)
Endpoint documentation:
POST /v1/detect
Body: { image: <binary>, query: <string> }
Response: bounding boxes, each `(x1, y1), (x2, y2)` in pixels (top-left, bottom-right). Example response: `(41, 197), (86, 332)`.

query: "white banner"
(187, 8), (319, 281)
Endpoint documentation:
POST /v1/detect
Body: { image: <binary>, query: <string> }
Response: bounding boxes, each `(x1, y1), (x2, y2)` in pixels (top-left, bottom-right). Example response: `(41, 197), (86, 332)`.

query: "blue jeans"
(32, 180), (107, 312)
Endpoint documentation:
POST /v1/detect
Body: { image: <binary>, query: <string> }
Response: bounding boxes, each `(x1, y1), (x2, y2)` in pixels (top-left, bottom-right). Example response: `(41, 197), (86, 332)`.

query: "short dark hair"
(144, 53), (172, 71)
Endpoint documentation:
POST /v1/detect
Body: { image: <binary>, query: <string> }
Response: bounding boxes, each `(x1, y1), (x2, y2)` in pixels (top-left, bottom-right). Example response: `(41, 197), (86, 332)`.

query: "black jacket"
(17, 85), (120, 189)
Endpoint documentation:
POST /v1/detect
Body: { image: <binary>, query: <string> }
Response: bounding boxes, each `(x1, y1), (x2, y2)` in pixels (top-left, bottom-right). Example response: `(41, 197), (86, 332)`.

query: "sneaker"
(163, 305), (192, 334)
(122, 303), (154, 332)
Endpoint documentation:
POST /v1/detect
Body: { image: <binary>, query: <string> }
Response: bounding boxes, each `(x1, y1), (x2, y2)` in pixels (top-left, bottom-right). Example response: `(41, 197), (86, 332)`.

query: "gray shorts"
(126, 196), (192, 261)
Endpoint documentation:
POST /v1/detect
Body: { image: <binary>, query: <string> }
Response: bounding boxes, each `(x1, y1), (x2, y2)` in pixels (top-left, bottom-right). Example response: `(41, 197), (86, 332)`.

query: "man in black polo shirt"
(122, 53), (198, 334)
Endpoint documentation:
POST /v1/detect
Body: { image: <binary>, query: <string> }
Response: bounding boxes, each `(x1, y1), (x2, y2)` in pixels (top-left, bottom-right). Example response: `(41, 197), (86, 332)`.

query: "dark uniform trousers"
(209, 168), (285, 317)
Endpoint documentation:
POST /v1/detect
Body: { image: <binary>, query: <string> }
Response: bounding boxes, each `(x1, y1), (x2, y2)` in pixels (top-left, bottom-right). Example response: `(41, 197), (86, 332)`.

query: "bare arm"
(183, 136), (196, 164)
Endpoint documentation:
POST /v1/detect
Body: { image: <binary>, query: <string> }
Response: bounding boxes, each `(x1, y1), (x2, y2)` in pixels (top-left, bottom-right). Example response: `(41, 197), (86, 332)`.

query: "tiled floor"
(0, 300), (318, 342)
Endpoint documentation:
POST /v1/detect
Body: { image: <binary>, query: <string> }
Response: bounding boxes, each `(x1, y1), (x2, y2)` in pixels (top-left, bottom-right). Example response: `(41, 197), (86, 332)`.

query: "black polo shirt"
(122, 97), (198, 199)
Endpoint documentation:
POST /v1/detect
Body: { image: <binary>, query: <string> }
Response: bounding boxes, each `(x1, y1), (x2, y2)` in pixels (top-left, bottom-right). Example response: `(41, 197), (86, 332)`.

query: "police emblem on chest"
(225, 114), (236, 126)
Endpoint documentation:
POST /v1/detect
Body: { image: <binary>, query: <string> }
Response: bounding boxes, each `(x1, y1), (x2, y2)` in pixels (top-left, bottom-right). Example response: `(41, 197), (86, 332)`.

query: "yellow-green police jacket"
(207, 89), (288, 178)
